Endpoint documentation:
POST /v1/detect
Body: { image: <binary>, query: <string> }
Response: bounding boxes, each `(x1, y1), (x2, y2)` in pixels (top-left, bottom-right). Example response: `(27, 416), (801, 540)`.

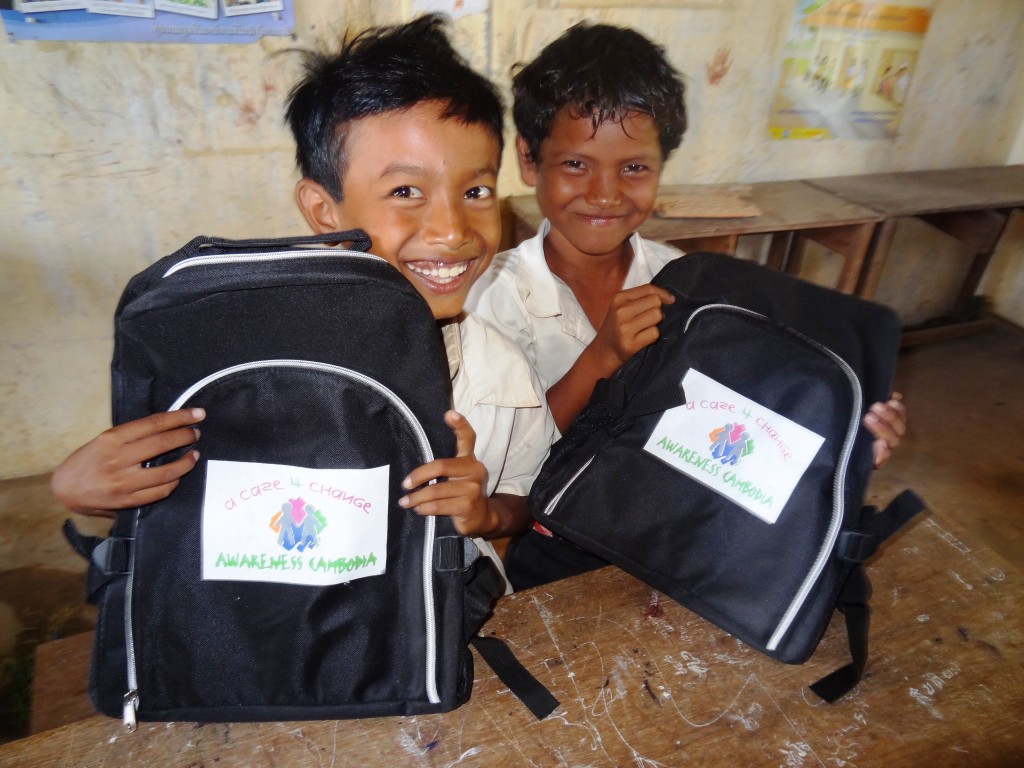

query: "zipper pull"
(122, 689), (139, 732)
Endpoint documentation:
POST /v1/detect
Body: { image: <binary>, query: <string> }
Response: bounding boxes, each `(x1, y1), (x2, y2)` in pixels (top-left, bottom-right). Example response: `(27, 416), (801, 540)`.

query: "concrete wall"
(2, 0), (1023, 479)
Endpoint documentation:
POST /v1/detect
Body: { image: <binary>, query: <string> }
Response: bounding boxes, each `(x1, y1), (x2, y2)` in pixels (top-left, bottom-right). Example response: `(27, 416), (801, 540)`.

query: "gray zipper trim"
(162, 249), (384, 277)
(540, 456), (595, 517)
(687, 304), (863, 652)
(121, 358), (441, 729)
(538, 303), (863, 655)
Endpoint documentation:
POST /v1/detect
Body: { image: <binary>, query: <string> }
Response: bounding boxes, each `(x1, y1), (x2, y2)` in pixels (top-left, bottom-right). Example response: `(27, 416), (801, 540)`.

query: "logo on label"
(269, 496), (326, 552)
(709, 422), (754, 466)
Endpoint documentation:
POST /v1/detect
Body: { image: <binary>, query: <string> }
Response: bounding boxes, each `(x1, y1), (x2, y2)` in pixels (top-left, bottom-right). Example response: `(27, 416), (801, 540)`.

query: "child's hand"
(398, 410), (495, 537)
(51, 409), (205, 517)
(594, 284), (675, 369)
(862, 393), (906, 469)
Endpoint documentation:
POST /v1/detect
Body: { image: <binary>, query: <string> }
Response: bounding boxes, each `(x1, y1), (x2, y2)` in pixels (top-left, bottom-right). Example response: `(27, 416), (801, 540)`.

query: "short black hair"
(512, 22), (686, 163)
(284, 13), (504, 201)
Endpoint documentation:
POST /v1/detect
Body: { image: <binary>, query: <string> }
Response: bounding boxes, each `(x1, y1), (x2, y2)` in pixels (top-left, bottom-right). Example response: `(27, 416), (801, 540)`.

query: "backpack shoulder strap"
(470, 634), (560, 719)
(812, 490), (927, 702)
(436, 536), (561, 720)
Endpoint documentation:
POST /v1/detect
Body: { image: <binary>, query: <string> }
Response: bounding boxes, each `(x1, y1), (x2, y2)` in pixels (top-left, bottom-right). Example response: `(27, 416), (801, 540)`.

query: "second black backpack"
(528, 253), (925, 702)
(65, 231), (535, 728)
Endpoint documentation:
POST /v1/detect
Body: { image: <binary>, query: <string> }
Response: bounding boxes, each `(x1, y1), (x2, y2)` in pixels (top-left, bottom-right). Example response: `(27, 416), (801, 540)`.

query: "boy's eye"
(563, 160), (585, 171)
(465, 185), (494, 200)
(623, 164), (649, 174)
(390, 185), (424, 199)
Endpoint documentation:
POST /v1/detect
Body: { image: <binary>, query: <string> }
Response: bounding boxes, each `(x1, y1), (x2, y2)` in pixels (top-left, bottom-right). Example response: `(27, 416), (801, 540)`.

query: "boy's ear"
(294, 178), (344, 234)
(515, 134), (538, 188)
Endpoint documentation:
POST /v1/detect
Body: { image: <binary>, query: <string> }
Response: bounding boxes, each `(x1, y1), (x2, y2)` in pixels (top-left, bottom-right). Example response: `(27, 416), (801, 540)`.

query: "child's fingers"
(862, 411), (900, 445)
(625, 304), (667, 335)
(139, 449), (201, 491)
(871, 438), (892, 469)
(116, 424), (201, 467)
(616, 283), (674, 305)
(399, 478), (478, 514)
(121, 477), (189, 510)
(401, 455), (478, 496)
(445, 410), (477, 458)
(863, 400), (906, 442)
(113, 409), (206, 444)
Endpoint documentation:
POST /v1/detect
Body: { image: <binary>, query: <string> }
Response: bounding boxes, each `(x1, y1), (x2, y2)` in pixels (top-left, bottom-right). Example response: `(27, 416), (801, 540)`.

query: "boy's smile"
(296, 100), (501, 320)
(519, 108), (663, 267)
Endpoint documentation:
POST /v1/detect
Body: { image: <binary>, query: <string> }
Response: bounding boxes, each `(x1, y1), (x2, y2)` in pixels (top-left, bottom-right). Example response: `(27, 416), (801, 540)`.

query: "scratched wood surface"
(3, 507), (1022, 767)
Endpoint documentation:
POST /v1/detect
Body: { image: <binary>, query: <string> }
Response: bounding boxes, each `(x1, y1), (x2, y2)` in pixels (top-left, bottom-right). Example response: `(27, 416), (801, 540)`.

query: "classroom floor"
(1, 319), (1022, 743)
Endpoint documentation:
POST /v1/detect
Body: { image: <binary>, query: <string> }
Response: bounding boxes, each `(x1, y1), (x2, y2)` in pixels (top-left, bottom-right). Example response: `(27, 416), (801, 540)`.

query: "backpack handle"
(197, 229), (372, 253)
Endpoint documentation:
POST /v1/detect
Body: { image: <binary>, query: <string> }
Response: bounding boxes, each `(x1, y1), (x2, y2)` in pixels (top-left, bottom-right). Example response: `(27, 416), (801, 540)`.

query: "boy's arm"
(399, 410), (532, 539)
(547, 284), (674, 432)
(51, 409), (205, 517)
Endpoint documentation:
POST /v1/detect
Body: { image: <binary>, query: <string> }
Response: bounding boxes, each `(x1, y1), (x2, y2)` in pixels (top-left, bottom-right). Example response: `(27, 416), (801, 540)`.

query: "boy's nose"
(584, 171), (622, 209)
(424, 197), (472, 249)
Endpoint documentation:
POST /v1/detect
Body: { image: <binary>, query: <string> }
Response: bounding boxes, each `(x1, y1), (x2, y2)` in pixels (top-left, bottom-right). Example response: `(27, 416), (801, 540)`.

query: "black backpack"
(527, 252), (925, 702)
(65, 231), (555, 728)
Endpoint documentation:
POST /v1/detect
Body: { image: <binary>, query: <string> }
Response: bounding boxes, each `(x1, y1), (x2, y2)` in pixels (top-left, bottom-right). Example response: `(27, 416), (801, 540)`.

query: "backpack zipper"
(689, 305), (864, 650)
(120, 359), (441, 730)
(161, 249), (385, 277)
(539, 303), (863, 654)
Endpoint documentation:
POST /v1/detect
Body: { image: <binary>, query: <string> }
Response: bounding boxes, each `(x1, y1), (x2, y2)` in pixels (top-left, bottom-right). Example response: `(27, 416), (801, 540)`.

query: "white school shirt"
(466, 218), (686, 393)
(442, 313), (556, 593)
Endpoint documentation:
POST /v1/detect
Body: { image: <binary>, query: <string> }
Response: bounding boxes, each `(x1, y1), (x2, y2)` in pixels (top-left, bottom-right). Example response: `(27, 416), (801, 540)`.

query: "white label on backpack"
(643, 369), (825, 524)
(201, 460), (389, 585)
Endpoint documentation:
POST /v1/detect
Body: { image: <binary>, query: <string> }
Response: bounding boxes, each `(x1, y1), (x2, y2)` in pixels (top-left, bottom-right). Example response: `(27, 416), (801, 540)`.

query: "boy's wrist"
(586, 340), (626, 378)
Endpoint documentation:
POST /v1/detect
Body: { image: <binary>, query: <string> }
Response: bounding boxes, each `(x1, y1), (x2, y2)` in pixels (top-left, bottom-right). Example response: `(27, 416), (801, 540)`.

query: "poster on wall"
(1, 0), (291, 42)
(768, 0), (934, 140)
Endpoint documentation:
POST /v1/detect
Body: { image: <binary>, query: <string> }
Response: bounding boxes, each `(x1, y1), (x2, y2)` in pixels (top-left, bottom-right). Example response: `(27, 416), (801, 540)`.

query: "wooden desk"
(508, 181), (883, 294)
(805, 165), (1024, 341)
(5, 506), (1022, 766)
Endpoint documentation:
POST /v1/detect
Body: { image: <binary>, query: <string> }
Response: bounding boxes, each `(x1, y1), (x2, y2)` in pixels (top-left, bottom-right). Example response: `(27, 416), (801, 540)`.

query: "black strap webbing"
(470, 635), (560, 720)
(461, 555), (505, 643)
(810, 489), (927, 702)
(62, 519), (134, 603)
(459, 548), (560, 719)
(809, 566), (871, 703)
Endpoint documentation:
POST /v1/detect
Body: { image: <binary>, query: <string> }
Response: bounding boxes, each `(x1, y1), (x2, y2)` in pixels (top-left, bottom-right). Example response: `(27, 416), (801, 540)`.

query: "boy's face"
(519, 108), (663, 262)
(295, 100), (501, 320)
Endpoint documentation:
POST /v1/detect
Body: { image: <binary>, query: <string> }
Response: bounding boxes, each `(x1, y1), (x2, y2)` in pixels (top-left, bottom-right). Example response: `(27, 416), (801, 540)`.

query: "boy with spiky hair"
(52, 14), (555, 592)
(469, 21), (906, 588)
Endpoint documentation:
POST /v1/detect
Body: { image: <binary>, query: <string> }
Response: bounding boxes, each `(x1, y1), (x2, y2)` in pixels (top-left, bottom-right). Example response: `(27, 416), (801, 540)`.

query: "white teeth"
(409, 262), (471, 281)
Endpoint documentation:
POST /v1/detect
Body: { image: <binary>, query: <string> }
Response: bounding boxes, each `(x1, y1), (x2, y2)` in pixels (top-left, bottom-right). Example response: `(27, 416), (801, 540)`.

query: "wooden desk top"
(508, 179), (882, 241)
(4, 507), (1022, 767)
(805, 164), (1024, 217)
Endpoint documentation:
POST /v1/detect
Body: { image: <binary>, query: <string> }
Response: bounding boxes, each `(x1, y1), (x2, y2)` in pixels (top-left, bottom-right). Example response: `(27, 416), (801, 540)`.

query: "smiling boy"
(468, 21), (906, 589)
(51, 14), (555, 592)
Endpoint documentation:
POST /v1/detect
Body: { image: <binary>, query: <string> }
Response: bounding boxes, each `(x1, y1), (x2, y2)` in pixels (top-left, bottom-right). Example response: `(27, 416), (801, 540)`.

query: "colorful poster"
(1, 0), (291, 42)
(768, 1), (934, 140)
(201, 460), (391, 586)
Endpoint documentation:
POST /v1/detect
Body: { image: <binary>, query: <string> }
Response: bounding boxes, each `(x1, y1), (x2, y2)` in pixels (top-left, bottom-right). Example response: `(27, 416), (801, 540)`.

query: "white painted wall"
(1, 0), (1023, 479)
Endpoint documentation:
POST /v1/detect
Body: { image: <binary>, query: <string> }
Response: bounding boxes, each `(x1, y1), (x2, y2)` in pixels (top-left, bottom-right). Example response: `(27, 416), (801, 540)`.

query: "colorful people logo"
(270, 496), (327, 552)
(709, 423), (754, 466)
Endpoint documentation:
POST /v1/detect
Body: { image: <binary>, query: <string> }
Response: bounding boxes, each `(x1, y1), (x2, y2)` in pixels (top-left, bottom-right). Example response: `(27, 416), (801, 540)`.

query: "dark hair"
(512, 22), (686, 163)
(284, 13), (504, 201)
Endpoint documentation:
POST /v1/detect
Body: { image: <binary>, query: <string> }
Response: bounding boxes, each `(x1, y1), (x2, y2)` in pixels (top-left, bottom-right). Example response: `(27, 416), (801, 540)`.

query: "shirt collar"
(516, 219), (655, 330)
